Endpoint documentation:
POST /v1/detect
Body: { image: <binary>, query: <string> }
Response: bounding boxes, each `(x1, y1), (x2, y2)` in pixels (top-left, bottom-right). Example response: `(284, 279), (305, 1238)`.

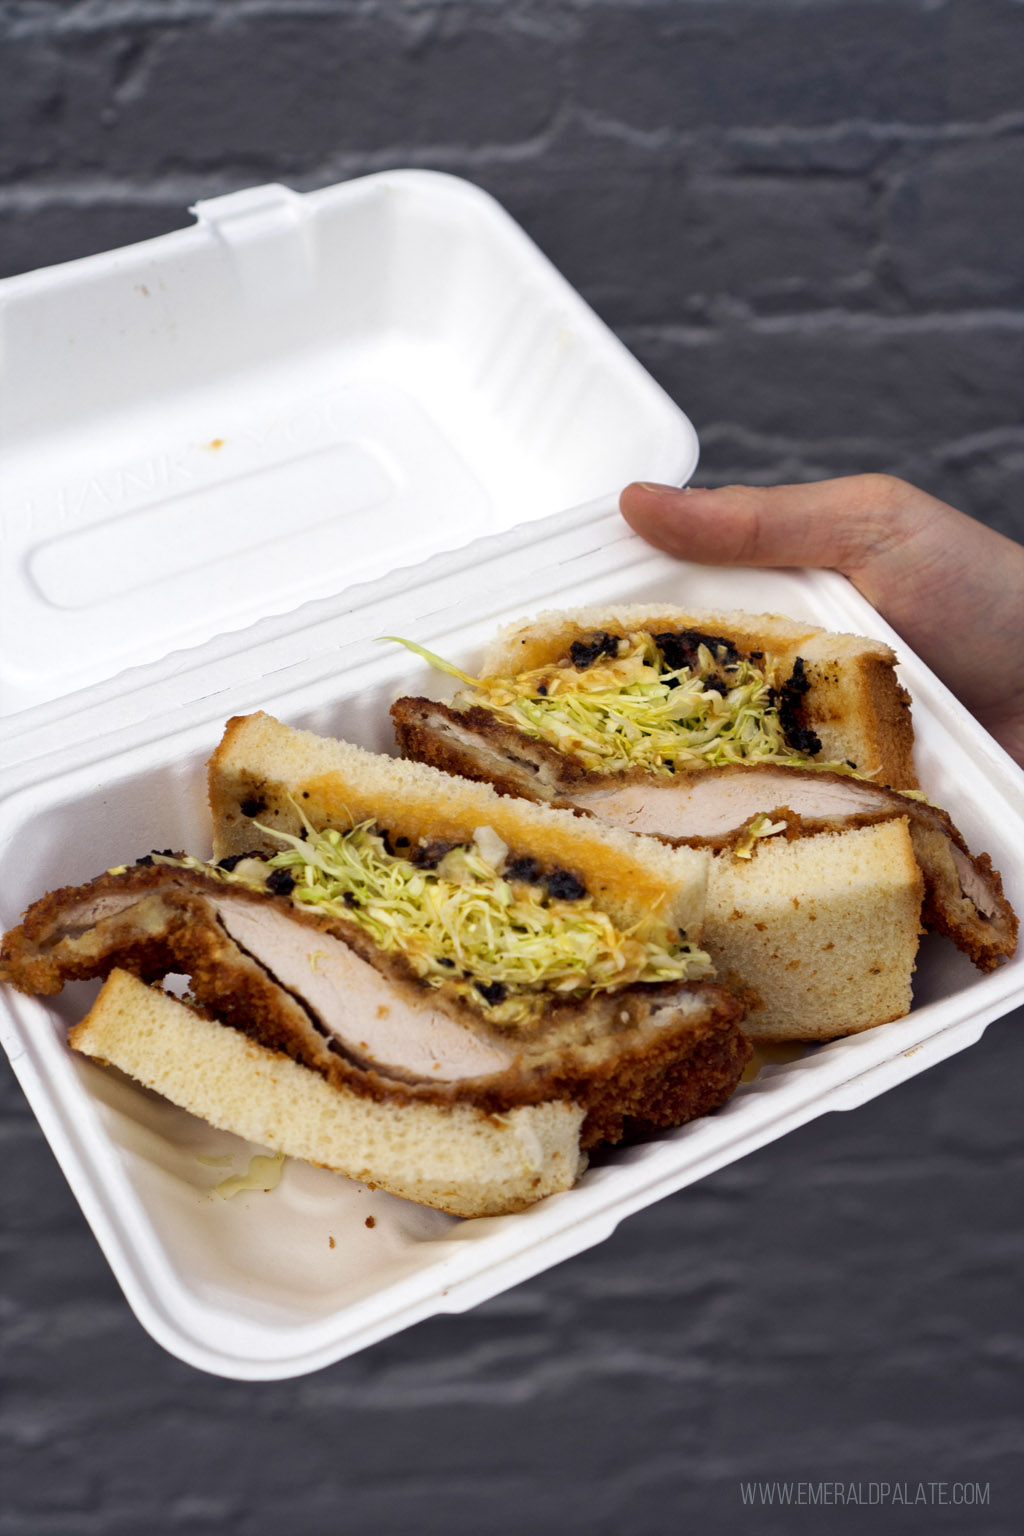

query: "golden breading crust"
(579, 1006), (750, 1147)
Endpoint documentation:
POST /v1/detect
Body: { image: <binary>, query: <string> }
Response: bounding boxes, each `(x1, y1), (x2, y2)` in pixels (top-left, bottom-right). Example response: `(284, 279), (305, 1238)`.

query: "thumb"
(619, 478), (897, 575)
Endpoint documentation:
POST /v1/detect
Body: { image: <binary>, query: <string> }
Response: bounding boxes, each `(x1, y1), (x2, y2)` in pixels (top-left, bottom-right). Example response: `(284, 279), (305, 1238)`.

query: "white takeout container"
(2, 172), (1022, 1380)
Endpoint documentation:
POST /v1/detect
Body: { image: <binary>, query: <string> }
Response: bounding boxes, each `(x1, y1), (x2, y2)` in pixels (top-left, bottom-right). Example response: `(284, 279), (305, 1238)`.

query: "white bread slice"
(704, 819), (924, 1042)
(70, 970), (586, 1219)
(480, 602), (918, 788)
(207, 711), (711, 944)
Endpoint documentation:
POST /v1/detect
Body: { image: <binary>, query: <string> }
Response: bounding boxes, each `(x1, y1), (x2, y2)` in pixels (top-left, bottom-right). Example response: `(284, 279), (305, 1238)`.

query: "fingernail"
(638, 482), (716, 495)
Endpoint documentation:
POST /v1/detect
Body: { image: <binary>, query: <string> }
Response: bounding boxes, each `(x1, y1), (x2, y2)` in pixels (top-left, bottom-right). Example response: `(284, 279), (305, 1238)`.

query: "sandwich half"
(0, 713), (750, 1217)
(391, 601), (921, 788)
(390, 604), (1017, 1040)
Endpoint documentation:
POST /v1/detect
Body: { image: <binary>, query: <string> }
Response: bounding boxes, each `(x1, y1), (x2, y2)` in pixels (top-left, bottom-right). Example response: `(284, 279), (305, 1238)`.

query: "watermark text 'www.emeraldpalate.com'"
(739, 1481), (990, 1507)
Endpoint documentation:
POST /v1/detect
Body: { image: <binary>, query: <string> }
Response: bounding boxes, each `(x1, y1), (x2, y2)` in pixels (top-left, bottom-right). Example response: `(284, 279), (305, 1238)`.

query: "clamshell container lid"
(1, 170), (696, 717)
(1, 174), (1021, 1381)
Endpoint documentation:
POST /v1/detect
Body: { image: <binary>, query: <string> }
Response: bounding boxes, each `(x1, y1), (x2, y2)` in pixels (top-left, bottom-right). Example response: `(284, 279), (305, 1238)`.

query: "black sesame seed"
(437, 957), (455, 968)
(265, 868), (296, 896)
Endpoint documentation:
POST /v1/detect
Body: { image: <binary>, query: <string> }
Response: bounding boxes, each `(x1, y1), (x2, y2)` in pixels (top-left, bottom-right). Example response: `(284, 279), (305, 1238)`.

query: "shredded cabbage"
(732, 813), (789, 860)
(389, 631), (858, 776)
(163, 821), (712, 1028)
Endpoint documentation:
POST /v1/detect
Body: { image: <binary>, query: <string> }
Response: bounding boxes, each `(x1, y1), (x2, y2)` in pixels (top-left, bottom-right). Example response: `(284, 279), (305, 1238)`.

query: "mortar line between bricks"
(701, 425), (1024, 456)
(623, 308), (1024, 342)
(0, 0), (581, 39)
(0, 0), (992, 23)
(576, 107), (1024, 154)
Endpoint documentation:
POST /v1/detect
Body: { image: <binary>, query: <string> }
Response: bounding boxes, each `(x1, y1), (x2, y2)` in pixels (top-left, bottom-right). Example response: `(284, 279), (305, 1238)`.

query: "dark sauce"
(652, 629), (741, 674)
(505, 854), (543, 884)
(569, 631), (619, 668)
(265, 868), (296, 896)
(544, 868), (587, 901)
(410, 839), (458, 869)
(475, 980), (508, 1006)
(777, 657), (823, 755)
(505, 856), (587, 901)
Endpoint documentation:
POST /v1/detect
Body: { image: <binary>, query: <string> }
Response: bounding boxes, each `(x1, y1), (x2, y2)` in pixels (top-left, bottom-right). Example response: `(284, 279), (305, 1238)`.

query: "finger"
(619, 478), (902, 574)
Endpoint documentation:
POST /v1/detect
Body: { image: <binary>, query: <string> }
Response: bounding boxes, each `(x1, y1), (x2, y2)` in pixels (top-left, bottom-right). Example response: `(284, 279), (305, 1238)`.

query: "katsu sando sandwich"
(390, 604), (1017, 1042)
(391, 601), (921, 791)
(0, 712), (750, 1218)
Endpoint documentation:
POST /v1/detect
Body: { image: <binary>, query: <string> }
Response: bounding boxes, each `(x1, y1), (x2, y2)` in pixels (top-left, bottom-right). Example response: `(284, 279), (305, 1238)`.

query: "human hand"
(620, 475), (1024, 768)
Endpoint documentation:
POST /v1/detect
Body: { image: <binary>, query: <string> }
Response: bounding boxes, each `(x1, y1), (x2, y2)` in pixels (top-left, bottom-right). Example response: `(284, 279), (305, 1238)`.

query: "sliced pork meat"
(568, 764), (1017, 973)
(391, 699), (1017, 973)
(0, 862), (749, 1137)
(568, 765), (892, 842)
(391, 698), (586, 801)
(214, 894), (514, 1083)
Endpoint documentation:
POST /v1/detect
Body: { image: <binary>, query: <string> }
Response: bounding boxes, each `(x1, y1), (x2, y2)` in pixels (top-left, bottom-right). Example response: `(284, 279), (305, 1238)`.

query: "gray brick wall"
(2, 1), (1022, 1531)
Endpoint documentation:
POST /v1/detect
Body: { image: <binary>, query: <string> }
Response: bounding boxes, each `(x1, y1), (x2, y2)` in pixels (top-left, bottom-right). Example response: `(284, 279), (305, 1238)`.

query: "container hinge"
(190, 183), (314, 306)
